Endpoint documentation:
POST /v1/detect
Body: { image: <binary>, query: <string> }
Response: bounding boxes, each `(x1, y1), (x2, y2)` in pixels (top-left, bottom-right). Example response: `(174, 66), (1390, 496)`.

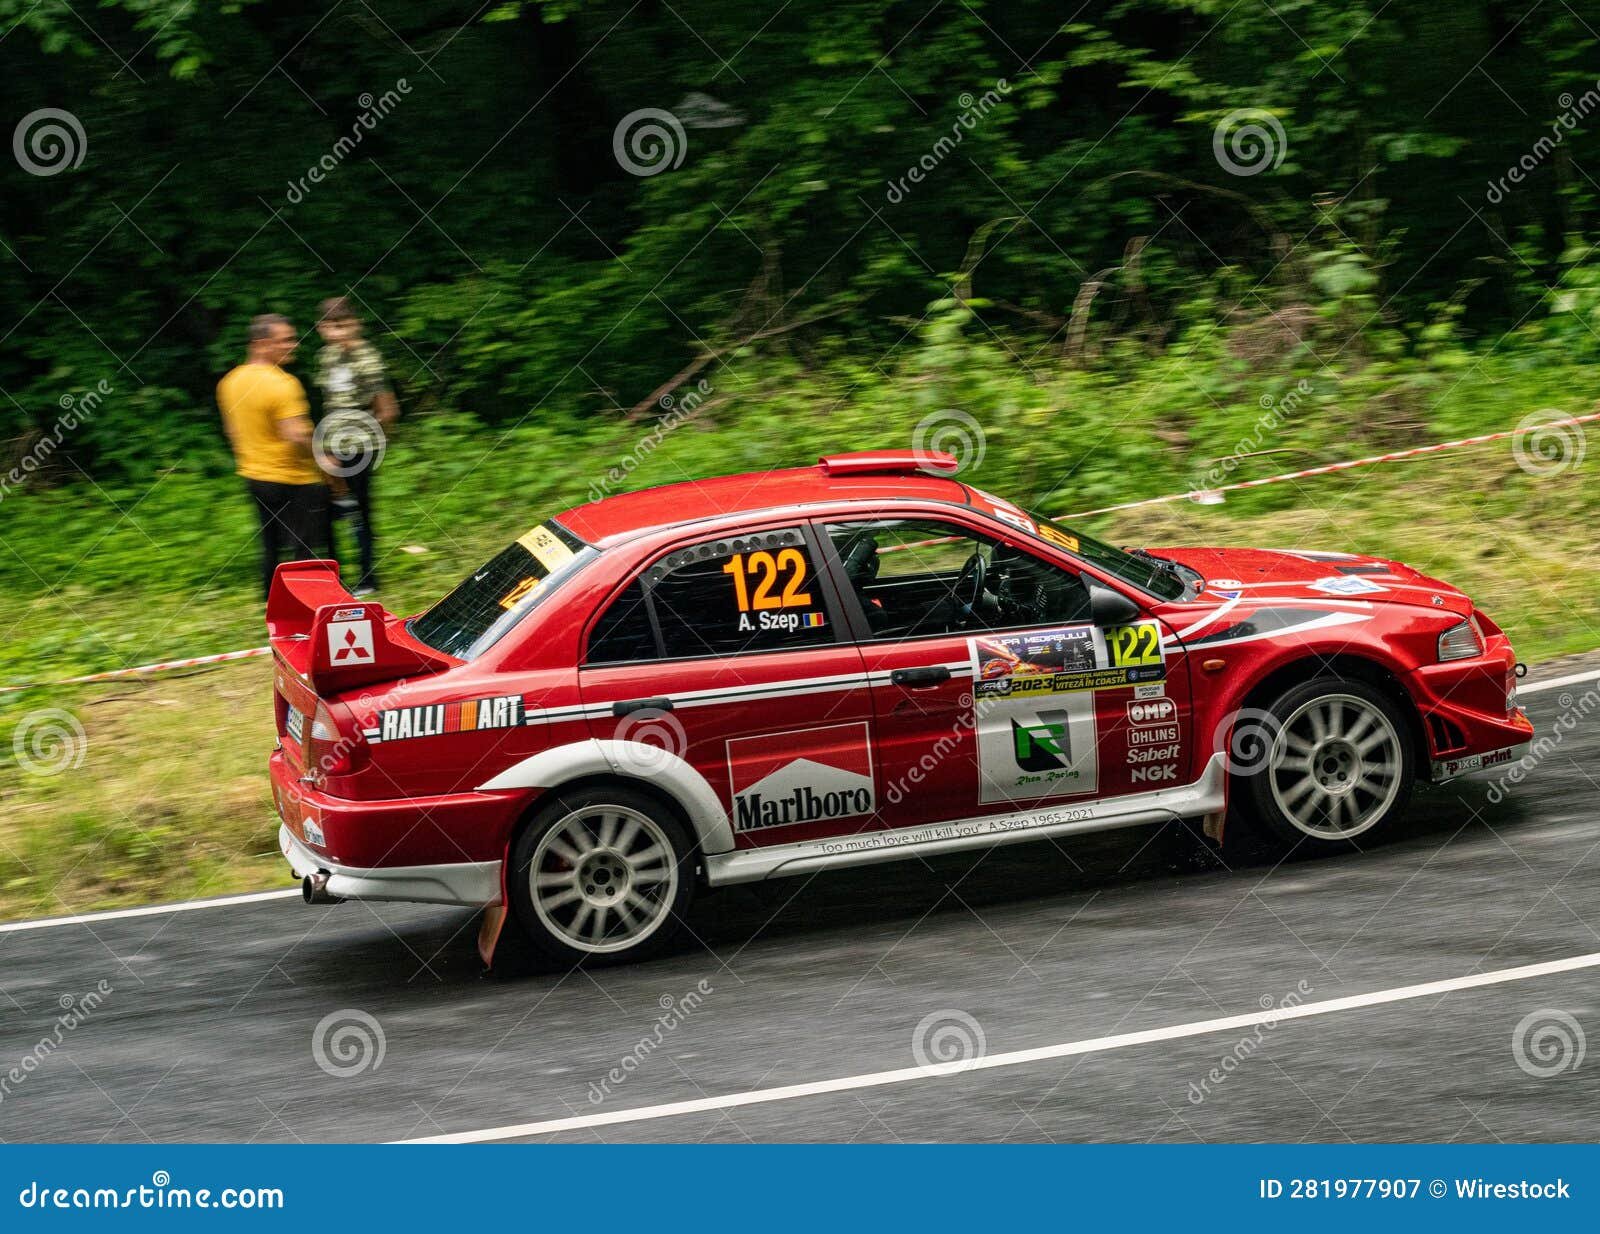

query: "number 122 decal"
(1106, 621), (1163, 668)
(723, 549), (813, 611)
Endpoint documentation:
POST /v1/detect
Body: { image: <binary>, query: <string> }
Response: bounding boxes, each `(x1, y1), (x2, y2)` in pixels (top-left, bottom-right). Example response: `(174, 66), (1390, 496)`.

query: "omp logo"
(1127, 698), (1176, 726)
(728, 724), (875, 832)
(1011, 709), (1073, 772)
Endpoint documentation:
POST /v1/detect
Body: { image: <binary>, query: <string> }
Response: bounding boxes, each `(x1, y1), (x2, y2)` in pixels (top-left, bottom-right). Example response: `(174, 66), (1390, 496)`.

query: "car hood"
(1150, 545), (1474, 618)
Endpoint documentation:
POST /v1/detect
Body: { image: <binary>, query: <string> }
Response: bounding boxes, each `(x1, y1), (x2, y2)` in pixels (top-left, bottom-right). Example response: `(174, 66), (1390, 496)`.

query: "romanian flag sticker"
(803, 612), (827, 628)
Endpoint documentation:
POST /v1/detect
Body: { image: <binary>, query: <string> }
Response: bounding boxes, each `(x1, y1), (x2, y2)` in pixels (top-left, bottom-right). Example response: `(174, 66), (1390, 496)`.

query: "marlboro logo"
(727, 724), (875, 832)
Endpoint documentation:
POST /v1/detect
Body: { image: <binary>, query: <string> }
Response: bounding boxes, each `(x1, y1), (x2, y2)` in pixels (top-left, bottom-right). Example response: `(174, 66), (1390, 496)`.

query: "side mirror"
(1088, 580), (1141, 627)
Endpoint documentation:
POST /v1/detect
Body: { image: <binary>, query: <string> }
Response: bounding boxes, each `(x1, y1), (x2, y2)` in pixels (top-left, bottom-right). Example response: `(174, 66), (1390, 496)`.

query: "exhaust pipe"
(302, 872), (343, 905)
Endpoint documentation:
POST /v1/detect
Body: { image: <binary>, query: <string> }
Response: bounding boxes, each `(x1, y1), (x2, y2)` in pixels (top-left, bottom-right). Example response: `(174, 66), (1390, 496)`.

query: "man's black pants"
(247, 479), (327, 600)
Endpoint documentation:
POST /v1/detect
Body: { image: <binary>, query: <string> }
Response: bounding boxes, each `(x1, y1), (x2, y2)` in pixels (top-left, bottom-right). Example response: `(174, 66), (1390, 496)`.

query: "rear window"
(410, 521), (593, 659)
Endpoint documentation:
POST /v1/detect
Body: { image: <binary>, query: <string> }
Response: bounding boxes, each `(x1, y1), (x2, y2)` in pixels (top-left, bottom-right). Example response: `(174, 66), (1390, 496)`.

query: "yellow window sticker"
(517, 524), (576, 572)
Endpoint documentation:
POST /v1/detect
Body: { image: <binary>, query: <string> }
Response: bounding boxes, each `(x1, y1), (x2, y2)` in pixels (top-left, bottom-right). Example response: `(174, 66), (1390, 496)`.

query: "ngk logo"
(1127, 698), (1176, 727)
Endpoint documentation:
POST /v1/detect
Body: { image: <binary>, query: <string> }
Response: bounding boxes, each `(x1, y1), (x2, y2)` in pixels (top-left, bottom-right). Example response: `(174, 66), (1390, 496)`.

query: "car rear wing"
(266, 560), (453, 695)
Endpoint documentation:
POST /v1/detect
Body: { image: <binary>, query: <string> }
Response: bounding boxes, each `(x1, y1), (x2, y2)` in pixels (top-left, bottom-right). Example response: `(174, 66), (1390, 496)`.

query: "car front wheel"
(509, 786), (696, 967)
(1239, 677), (1415, 853)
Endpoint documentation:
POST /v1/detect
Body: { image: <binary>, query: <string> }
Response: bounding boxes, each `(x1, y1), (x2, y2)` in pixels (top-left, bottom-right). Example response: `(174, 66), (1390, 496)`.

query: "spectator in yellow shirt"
(217, 314), (327, 599)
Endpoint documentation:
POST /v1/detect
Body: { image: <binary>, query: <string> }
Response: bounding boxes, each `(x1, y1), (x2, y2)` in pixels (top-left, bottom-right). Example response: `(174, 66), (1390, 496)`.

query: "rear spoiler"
(266, 560), (453, 695)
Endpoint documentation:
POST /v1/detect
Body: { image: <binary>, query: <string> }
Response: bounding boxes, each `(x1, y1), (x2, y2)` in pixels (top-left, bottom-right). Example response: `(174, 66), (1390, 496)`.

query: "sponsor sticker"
(727, 723), (876, 832)
(1133, 683), (1166, 700)
(1309, 575), (1386, 596)
(1437, 746), (1520, 777)
(331, 605), (367, 621)
(1208, 588), (1242, 600)
(373, 693), (526, 743)
(327, 617), (375, 663)
(1129, 762), (1179, 784)
(517, 524), (576, 572)
(1127, 698), (1177, 727)
(302, 818), (326, 848)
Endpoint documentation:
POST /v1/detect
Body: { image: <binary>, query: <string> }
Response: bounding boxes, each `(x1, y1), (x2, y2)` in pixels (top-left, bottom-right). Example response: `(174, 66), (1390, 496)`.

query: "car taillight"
(1438, 618), (1483, 662)
(304, 701), (358, 782)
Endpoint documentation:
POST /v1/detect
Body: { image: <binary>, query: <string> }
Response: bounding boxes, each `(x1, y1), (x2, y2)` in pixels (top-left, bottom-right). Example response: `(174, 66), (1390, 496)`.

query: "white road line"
(0, 889), (301, 935)
(398, 950), (1600, 1144)
(1520, 667), (1600, 695)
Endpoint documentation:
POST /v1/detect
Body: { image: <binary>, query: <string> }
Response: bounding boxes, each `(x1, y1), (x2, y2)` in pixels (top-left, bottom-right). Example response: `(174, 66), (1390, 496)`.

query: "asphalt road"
(2, 659), (1598, 1144)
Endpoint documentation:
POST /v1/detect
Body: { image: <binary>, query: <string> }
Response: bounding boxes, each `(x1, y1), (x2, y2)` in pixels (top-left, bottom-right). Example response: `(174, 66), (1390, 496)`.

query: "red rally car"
(268, 450), (1533, 966)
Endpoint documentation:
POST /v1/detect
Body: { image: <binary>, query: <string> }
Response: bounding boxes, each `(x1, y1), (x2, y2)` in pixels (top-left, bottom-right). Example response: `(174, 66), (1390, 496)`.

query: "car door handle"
(612, 697), (673, 717)
(890, 666), (952, 688)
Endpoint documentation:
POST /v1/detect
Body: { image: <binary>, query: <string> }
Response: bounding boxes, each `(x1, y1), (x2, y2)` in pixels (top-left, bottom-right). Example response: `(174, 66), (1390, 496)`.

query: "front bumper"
(1403, 637), (1534, 782)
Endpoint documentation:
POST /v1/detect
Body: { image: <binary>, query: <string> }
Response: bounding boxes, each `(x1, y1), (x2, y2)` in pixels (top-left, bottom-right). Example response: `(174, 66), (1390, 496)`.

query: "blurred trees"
(2, 0), (1598, 480)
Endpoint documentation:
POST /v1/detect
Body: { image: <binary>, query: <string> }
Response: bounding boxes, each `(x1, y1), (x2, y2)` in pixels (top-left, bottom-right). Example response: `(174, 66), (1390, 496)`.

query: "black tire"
(1234, 676), (1415, 855)
(508, 784), (696, 968)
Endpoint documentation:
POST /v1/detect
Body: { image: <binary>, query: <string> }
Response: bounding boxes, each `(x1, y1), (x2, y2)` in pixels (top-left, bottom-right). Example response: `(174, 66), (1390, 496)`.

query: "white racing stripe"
(399, 950), (1600, 1144)
(1520, 667), (1600, 695)
(5, 664), (1597, 936)
(0, 889), (301, 935)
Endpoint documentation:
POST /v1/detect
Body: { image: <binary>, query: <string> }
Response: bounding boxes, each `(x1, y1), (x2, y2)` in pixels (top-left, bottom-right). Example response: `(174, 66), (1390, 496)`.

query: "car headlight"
(1438, 618), (1484, 662)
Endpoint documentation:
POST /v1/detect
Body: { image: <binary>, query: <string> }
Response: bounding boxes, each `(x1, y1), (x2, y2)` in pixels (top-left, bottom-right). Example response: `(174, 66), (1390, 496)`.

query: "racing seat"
(837, 531), (891, 631)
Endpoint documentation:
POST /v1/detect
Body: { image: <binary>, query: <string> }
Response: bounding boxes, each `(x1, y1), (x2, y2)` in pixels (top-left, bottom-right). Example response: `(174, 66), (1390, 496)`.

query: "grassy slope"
(2, 332), (1596, 920)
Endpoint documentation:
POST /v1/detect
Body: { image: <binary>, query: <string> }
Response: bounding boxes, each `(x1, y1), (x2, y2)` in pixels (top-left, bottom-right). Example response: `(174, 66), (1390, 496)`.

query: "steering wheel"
(952, 551), (988, 621)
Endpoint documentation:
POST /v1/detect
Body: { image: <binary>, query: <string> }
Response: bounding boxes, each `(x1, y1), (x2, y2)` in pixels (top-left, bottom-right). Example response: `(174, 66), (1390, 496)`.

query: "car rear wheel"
(1239, 677), (1414, 853)
(509, 786), (695, 967)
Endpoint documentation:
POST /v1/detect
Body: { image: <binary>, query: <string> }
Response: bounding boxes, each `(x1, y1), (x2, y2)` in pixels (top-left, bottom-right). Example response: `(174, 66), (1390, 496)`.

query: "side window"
(825, 518), (1093, 640)
(649, 528), (837, 659)
(587, 578), (657, 664)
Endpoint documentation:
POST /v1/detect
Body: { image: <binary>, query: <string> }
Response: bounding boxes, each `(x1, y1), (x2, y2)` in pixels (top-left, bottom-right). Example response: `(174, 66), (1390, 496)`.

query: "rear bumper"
(270, 750), (511, 907)
(279, 825), (502, 907)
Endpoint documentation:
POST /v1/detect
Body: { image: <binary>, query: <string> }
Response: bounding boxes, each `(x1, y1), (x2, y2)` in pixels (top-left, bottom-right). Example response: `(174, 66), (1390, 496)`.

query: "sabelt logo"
(1127, 698), (1177, 726)
(1127, 743), (1179, 764)
(729, 724), (876, 832)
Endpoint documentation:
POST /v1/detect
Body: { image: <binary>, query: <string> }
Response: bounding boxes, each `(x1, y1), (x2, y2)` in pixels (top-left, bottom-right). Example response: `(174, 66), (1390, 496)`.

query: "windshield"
(410, 520), (594, 659)
(1024, 510), (1190, 601)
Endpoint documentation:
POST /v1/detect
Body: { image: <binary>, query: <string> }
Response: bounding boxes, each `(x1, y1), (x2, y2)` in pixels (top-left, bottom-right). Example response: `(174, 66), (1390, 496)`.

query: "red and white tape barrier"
(4, 410), (1593, 695)
(1060, 411), (1600, 520)
(0, 645), (270, 695)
